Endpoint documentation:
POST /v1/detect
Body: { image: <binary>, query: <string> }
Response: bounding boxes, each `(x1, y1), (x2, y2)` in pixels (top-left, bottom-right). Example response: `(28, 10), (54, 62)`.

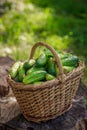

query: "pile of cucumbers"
(10, 49), (79, 85)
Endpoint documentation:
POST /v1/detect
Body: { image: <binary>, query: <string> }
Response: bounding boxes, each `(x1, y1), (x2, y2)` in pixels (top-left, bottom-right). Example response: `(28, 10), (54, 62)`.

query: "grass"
(0, 0), (87, 84)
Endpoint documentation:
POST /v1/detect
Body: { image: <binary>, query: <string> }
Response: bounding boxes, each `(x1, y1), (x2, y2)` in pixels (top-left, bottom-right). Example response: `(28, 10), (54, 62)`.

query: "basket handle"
(29, 42), (66, 82)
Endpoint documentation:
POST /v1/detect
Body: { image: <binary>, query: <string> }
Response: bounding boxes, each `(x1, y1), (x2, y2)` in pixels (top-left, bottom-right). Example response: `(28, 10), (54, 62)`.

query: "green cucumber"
(13, 75), (19, 82)
(44, 49), (63, 58)
(36, 53), (47, 67)
(43, 49), (53, 57)
(63, 66), (75, 73)
(10, 61), (21, 78)
(62, 56), (79, 67)
(47, 58), (56, 76)
(23, 70), (47, 84)
(18, 63), (25, 82)
(23, 59), (35, 71)
(58, 53), (72, 60)
(56, 50), (63, 54)
(27, 67), (45, 74)
(46, 73), (55, 81)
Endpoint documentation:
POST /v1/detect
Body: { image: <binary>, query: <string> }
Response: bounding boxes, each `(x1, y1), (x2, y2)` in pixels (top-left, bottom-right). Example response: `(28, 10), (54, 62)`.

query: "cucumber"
(13, 75), (19, 82)
(23, 70), (47, 84)
(27, 67), (45, 75)
(56, 50), (63, 54)
(43, 49), (53, 57)
(29, 59), (36, 66)
(10, 61), (21, 78)
(23, 59), (35, 71)
(58, 53), (72, 60)
(46, 73), (55, 81)
(36, 53), (47, 67)
(18, 63), (25, 82)
(47, 58), (56, 76)
(62, 56), (79, 67)
(44, 49), (62, 58)
(63, 66), (75, 73)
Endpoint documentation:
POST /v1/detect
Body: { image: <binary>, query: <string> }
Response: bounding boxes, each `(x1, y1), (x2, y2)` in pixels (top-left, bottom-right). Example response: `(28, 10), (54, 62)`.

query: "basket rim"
(7, 61), (85, 91)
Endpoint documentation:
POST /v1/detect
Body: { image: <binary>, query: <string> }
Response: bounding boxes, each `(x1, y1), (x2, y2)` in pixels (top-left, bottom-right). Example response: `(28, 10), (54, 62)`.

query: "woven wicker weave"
(7, 42), (85, 123)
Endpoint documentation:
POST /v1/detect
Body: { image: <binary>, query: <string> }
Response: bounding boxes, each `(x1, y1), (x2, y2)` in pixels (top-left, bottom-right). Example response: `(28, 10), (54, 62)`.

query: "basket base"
(23, 103), (72, 123)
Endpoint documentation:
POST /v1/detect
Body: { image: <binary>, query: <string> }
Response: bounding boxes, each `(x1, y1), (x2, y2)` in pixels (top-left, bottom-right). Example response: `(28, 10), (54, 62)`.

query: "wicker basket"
(7, 42), (85, 123)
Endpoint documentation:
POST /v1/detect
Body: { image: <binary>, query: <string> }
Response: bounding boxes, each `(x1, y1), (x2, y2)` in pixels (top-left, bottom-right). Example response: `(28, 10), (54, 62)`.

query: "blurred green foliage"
(0, 0), (87, 84)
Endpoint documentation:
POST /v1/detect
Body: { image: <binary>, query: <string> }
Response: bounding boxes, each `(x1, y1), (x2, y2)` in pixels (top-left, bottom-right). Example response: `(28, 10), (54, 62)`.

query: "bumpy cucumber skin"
(23, 70), (47, 84)
(14, 75), (19, 82)
(23, 59), (35, 71)
(63, 66), (75, 73)
(27, 67), (45, 75)
(29, 59), (36, 66)
(58, 53), (72, 60)
(47, 58), (56, 76)
(46, 73), (55, 81)
(62, 56), (79, 67)
(44, 49), (62, 58)
(43, 49), (53, 57)
(36, 53), (47, 67)
(23, 61), (30, 70)
(18, 63), (25, 82)
(10, 61), (21, 78)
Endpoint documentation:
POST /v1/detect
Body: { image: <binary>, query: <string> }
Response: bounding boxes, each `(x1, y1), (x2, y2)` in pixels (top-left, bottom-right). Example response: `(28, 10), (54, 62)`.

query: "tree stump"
(0, 56), (87, 130)
(1, 98), (86, 130)
(0, 56), (14, 97)
(0, 57), (20, 123)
